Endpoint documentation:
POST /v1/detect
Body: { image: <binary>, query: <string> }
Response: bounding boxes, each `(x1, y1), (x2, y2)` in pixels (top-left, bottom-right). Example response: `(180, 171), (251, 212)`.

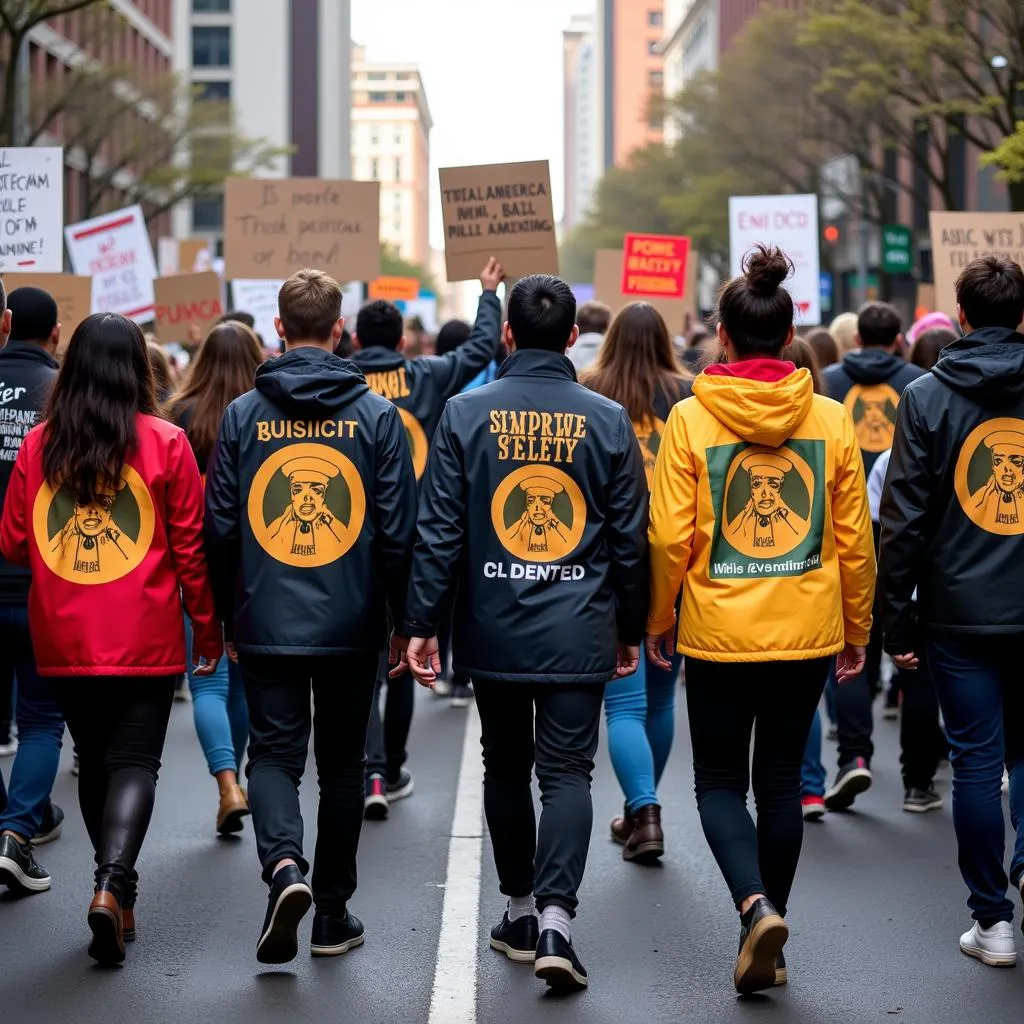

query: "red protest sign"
(621, 234), (691, 299)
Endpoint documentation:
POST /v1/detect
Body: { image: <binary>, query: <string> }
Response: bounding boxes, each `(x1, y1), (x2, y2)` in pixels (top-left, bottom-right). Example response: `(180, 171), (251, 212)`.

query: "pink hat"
(907, 311), (956, 345)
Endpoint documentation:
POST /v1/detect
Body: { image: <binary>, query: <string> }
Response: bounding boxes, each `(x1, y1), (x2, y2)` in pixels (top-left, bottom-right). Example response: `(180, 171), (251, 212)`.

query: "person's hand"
(187, 322), (203, 345)
(193, 654), (222, 678)
(388, 634), (410, 678)
(407, 636), (441, 689)
(892, 652), (919, 671)
(480, 257), (506, 293)
(836, 643), (866, 684)
(615, 644), (640, 678)
(645, 628), (675, 671)
(225, 642), (238, 664)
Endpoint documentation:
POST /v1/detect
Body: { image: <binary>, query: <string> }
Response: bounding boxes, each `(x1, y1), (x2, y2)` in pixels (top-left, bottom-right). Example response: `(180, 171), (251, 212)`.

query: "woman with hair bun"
(646, 245), (876, 994)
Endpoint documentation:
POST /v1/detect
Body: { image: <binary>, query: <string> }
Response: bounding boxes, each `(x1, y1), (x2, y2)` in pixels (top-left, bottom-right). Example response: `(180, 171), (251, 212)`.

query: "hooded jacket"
(648, 359), (876, 663)
(822, 349), (924, 474)
(404, 348), (649, 684)
(351, 290), (502, 480)
(880, 326), (1024, 652)
(0, 414), (221, 676)
(204, 347), (417, 655)
(0, 341), (58, 604)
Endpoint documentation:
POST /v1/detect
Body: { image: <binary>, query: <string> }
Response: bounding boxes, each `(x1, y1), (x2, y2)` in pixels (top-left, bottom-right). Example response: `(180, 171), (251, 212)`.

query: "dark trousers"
(925, 636), (1024, 926)
(474, 680), (605, 916)
(686, 657), (828, 916)
(55, 677), (175, 891)
(240, 652), (378, 915)
(898, 664), (946, 790)
(834, 659), (874, 767)
(436, 591), (469, 688)
(365, 657), (414, 783)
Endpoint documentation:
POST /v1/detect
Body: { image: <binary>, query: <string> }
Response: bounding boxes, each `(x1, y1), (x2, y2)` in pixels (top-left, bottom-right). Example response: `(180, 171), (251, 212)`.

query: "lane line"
(428, 701), (484, 1024)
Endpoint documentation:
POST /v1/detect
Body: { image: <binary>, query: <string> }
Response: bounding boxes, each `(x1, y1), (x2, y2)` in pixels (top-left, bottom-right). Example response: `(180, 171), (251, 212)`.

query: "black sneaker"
(256, 864), (313, 964)
(490, 911), (539, 964)
(450, 683), (473, 708)
(386, 769), (414, 802)
(734, 897), (788, 994)
(534, 929), (588, 992)
(903, 787), (943, 813)
(310, 910), (365, 957)
(0, 832), (51, 893)
(32, 802), (64, 847)
(774, 949), (788, 987)
(824, 757), (872, 811)
(364, 773), (389, 821)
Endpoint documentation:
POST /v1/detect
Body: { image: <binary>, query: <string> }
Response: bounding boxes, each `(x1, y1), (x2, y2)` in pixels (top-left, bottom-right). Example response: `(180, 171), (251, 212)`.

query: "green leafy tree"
(982, 120), (1024, 184)
(379, 243), (438, 294)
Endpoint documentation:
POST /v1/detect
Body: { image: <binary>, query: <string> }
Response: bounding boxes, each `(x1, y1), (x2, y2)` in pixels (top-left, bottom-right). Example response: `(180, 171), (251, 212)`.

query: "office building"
(562, 13), (599, 230)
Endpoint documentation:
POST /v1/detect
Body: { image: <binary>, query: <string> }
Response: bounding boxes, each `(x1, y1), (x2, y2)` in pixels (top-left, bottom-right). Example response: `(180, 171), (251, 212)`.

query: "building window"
(394, 158), (401, 181)
(192, 194), (224, 231)
(367, 72), (386, 81)
(648, 70), (663, 87)
(371, 158), (379, 179)
(394, 128), (402, 145)
(648, 10), (663, 27)
(369, 91), (387, 102)
(393, 192), (402, 211)
(647, 40), (659, 55)
(193, 0), (230, 10)
(394, 220), (402, 234)
(370, 127), (379, 145)
(394, 91), (406, 101)
(195, 80), (231, 102)
(192, 26), (230, 67)
(395, 72), (410, 80)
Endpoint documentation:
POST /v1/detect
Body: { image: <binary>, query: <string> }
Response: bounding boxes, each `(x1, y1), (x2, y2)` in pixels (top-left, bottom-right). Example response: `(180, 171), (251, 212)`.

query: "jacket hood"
(351, 344), (407, 373)
(692, 366), (814, 447)
(255, 347), (370, 417)
(931, 327), (1024, 407)
(0, 340), (59, 370)
(841, 348), (909, 384)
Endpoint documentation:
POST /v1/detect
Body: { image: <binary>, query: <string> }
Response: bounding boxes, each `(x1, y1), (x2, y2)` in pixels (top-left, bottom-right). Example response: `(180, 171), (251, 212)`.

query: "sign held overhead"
(155, 272), (225, 341)
(0, 147), (64, 274)
(0, 273), (92, 342)
(621, 233), (691, 298)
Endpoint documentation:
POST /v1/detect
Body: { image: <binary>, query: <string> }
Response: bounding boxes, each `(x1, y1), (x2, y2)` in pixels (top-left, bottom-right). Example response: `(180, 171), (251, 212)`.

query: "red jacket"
(0, 414), (222, 677)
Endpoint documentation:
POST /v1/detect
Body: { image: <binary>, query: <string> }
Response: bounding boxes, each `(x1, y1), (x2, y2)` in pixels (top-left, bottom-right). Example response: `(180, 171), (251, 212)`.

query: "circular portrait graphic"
(954, 419), (1024, 535)
(490, 465), (587, 563)
(32, 466), (155, 586)
(724, 447), (814, 559)
(398, 407), (429, 480)
(633, 415), (666, 488)
(843, 383), (901, 454)
(247, 443), (366, 567)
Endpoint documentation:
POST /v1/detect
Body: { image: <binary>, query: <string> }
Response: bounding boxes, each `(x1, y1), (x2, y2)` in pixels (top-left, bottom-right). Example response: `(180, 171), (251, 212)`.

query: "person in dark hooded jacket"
(880, 255), (1024, 968)
(204, 269), (417, 965)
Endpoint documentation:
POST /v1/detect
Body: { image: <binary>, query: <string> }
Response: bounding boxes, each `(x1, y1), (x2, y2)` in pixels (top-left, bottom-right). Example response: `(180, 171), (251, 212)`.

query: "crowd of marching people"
(0, 245), (1023, 997)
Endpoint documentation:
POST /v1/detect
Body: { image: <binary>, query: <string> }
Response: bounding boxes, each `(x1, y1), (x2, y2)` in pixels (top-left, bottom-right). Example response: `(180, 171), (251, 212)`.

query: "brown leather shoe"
(216, 783), (250, 836)
(623, 803), (664, 865)
(122, 907), (136, 943)
(88, 886), (126, 965)
(609, 805), (634, 845)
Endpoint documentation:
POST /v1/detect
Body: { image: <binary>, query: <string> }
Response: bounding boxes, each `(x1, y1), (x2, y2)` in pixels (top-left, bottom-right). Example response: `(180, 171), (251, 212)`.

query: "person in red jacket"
(0, 313), (222, 966)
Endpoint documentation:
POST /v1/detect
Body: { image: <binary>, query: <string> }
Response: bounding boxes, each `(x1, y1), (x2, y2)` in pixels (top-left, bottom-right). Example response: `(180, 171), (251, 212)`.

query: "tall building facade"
(661, 0), (718, 145)
(350, 46), (432, 269)
(595, 0), (664, 171)
(172, 0), (352, 242)
(562, 13), (598, 231)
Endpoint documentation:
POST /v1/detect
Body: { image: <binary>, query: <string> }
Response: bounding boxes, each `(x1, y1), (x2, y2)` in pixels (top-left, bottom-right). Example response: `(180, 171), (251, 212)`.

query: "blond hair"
(278, 269), (342, 342)
(829, 312), (859, 354)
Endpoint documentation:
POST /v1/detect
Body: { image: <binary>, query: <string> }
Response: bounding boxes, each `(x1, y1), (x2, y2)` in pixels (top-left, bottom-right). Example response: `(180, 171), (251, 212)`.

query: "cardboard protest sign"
(223, 178), (380, 282)
(622, 234), (691, 298)
(369, 276), (420, 301)
(229, 279), (283, 348)
(64, 205), (158, 322)
(914, 283), (936, 319)
(158, 237), (213, 275)
(439, 160), (558, 282)
(1, 273), (92, 343)
(154, 272), (225, 341)
(929, 212), (1024, 317)
(593, 247), (698, 335)
(0, 147), (64, 274)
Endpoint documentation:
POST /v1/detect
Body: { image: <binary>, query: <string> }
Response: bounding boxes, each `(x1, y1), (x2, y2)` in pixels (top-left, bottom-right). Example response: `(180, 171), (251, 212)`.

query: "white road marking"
(428, 701), (484, 1024)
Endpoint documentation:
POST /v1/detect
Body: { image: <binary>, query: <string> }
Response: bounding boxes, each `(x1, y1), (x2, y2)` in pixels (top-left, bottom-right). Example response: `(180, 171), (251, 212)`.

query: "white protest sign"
(65, 204), (159, 322)
(229, 279), (284, 348)
(0, 147), (64, 274)
(729, 194), (821, 326)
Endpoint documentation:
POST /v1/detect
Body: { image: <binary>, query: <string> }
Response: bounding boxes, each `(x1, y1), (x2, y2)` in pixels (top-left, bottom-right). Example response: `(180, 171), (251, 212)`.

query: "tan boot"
(622, 804), (664, 865)
(216, 780), (249, 836)
(88, 884), (126, 965)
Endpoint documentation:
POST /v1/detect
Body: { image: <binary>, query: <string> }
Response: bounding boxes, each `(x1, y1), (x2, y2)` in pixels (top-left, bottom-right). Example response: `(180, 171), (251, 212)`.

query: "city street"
(3, 685), (1023, 1024)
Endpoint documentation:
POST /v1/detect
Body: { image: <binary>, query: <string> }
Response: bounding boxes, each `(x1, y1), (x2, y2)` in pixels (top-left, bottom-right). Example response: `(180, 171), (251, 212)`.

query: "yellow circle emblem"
(633, 415), (666, 489)
(490, 465), (587, 563)
(723, 445), (814, 559)
(398, 407), (429, 480)
(32, 466), (155, 586)
(954, 417), (1024, 536)
(247, 443), (367, 567)
(843, 383), (901, 454)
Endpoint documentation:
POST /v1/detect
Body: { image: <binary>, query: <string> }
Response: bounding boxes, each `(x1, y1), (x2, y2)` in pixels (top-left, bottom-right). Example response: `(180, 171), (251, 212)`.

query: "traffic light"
(823, 224), (840, 244)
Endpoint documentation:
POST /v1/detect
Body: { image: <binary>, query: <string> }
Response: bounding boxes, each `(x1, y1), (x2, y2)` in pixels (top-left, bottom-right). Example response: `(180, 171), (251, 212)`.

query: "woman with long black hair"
(167, 321), (262, 834)
(0, 313), (222, 965)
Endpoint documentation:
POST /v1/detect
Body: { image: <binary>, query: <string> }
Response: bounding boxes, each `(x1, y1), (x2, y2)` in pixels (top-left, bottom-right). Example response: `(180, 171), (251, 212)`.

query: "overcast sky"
(351, 0), (591, 250)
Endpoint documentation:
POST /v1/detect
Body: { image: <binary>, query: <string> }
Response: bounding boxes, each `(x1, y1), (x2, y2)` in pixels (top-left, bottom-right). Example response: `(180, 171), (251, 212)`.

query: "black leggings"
(686, 657), (828, 917)
(55, 677), (175, 893)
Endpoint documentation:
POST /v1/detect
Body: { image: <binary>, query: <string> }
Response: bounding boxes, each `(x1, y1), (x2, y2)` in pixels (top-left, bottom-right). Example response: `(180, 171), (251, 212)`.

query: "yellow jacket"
(647, 365), (875, 663)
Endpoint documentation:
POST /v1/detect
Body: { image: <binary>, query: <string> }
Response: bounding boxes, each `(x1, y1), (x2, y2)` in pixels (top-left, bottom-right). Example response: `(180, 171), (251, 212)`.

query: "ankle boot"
(623, 803), (664, 865)
(88, 879), (126, 965)
(609, 804), (635, 845)
(123, 871), (138, 942)
(216, 780), (250, 836)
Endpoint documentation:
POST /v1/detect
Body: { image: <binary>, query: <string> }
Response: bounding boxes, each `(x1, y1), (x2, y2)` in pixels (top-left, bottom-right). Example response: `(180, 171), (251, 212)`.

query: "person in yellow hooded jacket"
(646, 245), (875, 996)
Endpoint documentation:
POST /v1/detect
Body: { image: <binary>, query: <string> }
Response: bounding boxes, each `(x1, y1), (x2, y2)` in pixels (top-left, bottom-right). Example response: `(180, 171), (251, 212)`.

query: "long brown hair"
(580, 302), (692, 422)
(787, 336), (825, 395)
(166, 321), (263, 464)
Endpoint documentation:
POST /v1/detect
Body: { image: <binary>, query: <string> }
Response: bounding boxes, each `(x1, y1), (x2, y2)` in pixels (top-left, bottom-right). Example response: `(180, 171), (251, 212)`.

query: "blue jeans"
(604, 652), (681, 814)
(926, 636), (1024, 926)
(800, 708), (827, 798)
(0, 604), (64, 839)
(183, 617), (248, 776)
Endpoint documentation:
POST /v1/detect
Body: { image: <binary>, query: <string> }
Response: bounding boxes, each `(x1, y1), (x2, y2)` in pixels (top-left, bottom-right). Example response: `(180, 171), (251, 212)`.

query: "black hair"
(956, 256), (1024, 330)
(435, 319), (471, 357)
(717, 245), (794, 357)
(43, 313), (158, 506)
(857, 301), (902, 348)
(334, 327), (354, 358)
(507, 275), (577, 353)
(356, 300), (404, 350)
(218, 310), (256, 330)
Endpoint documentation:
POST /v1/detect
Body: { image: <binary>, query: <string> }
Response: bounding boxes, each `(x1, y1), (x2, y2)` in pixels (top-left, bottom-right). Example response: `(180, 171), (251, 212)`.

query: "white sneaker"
(959, 921), (1017, 967)
(0, 738), (17, 757)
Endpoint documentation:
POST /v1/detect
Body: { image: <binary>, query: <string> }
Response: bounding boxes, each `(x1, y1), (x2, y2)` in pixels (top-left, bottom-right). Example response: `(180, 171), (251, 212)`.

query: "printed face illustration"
(750, 471), (784, 514)
(525, 487), (555, 524)
(74, 492), (116, 537)
(990, 445), (1024, 494)
(290, 477), (327, 522)
(862, 399), (890, 434)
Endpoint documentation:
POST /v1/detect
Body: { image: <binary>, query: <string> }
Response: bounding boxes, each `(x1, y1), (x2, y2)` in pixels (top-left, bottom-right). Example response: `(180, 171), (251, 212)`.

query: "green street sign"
(882, 224), (913, 274)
